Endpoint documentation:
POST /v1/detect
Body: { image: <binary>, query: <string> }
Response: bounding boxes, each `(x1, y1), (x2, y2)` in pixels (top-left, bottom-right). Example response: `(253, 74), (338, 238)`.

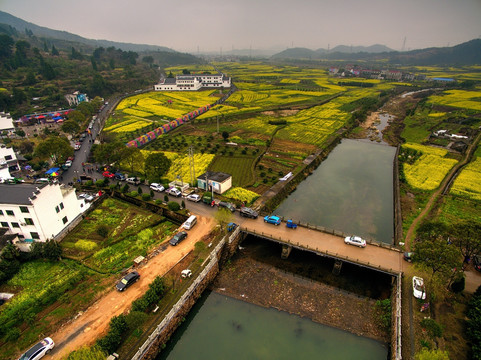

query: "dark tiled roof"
(163, 78), (177, 84)
(0, 183), (47, 205)
(198, 171), (231, 183)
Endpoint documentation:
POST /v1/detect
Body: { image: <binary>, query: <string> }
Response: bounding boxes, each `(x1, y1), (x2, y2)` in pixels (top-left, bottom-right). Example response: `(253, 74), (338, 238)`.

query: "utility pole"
(188, 145), (195, 186)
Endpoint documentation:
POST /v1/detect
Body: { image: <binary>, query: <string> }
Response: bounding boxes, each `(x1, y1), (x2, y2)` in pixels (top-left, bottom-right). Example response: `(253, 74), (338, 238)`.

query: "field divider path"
(404, 129), (481, 250)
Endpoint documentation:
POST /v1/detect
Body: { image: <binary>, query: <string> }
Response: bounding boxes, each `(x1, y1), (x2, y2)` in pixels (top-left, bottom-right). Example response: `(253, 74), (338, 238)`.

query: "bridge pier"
(332, 260), (343, 275)
(281, 245), (292, 259)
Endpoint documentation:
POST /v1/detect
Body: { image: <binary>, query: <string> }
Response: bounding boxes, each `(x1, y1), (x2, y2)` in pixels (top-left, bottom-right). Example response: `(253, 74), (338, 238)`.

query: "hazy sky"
(1, 0), (481, 53)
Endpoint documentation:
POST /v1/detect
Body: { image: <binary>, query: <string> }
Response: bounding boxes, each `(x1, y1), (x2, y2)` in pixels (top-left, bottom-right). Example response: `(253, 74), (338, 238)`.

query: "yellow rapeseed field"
(451, 157), (481, 200)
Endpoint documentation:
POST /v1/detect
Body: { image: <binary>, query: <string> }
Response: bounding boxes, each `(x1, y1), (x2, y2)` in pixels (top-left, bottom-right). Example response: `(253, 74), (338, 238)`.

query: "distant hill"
(0, 10), (174, 53)
(271, 39), (481, 65)
(272, 44), (393, 59)
(328, 44), (393, 53)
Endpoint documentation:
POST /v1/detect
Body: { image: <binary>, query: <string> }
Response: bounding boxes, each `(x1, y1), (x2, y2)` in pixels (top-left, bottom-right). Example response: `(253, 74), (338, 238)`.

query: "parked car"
(150, 183), (165, 192)
(116, 271), (140, 292)
(264, 215), (281, 225)
(74, 142), (81, 151)
(473, 255), (481, 272)
(181, 269), (192, 278)
(403, 252), (414, 262)
(102, 171), (115, 178)
(169, 231), (187, 246)
(115, 173), (126, 181)
(412, 276), (426, 299)
(218, 201), (236, 212)
(240, 207), (258, 219)
(126, 177), (140, 185)
(344, 235), (366, 248)
(78, 193), (95, 202)
(166, 187), (182, 197)
(18, 337), (55, 360)
(186, 194), (201, 202)
(65, 160), (72, 167)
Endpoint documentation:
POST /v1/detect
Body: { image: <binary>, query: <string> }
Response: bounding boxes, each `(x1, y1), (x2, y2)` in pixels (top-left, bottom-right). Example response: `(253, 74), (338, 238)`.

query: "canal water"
(156, 291), (388, 360)
(274, 139), (396, 243)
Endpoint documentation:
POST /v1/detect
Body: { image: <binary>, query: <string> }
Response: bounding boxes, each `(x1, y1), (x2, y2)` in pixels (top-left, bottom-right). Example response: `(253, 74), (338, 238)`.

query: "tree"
(51, 45), (59, 56)
(413, 237), (462, 283)
(34, 136), (73, 163)
(214, 208), (233, 232)
(0, 34), (14, 59)
(66, 345), (106, 360)
(77, 101), (95, 117)
(61, 120), (80, 135)
(120, 147), (144, 175)
(450, 221), (481, 266)
(93, 141), (124, 165)
(67, 110), (86, 124)
(144, 152), (171, 182)
(222, 131), (229, 141)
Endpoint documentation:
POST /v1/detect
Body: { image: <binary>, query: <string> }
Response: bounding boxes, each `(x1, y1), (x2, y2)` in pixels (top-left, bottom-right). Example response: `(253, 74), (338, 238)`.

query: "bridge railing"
(258, 216), (400, 252)
(241, 226), (400, 275)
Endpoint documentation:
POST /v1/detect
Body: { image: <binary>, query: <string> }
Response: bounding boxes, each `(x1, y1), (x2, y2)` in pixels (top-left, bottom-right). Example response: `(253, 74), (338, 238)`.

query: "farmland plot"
(451, 157), (481, 200)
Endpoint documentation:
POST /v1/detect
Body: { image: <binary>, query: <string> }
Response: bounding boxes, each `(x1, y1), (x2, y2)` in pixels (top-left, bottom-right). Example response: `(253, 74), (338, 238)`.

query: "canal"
(274, 139), (396, 243)
(157, 291), (388, 360)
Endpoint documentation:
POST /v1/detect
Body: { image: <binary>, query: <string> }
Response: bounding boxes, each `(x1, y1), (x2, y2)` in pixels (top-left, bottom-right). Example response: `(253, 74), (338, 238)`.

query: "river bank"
(210, 240), (390, 344)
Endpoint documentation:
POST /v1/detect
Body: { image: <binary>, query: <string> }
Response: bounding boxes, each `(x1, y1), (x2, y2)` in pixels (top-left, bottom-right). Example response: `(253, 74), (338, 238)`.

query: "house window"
(20, 206), (29, 213)
(24, 218), (34, 226)
(11, 222), (20, 228)
(4, 155), (12, 160)
(1, 222), (8, 227)
(55, 206), (60, 213)
(30, 232), (40, 239)
(0, 210), (3, 216)
(60, 202), (64, 210)
(6, 210), (14, 216)
(62, 216), (68, 224)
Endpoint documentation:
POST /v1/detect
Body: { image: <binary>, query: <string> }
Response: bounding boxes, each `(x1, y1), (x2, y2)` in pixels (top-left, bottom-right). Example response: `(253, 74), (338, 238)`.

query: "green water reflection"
(275, 139), (395, 243)
(157, 291), (388, 360)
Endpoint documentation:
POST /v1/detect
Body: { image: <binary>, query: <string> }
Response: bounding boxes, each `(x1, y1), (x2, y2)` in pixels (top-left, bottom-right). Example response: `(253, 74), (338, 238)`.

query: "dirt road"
(45, 214), (214, 359)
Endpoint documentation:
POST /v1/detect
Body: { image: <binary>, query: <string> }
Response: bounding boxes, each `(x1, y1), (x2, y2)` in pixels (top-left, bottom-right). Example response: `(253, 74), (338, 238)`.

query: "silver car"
(18, 337), (55, 360)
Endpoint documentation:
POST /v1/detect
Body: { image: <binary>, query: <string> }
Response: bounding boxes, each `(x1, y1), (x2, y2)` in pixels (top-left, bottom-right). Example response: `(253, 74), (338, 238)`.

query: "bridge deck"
(240, 220), (404, 275)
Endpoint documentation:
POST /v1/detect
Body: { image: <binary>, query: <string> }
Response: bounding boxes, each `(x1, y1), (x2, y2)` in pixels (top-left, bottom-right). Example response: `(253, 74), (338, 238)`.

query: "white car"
(181, 269), (192, 278)
(412, 276), (426, 299)
(344, 235), (366, 248)
(65, 160), (72, 167)
(78, 193), (94, 202)
(149, 183), (165, 192)
(166, 187), (182, 197)
(186, 194), (201, 202)
(18, 337), (55, 360)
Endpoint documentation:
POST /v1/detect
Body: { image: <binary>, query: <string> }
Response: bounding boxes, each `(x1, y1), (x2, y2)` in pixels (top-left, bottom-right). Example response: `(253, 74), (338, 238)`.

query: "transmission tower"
(402, 37), (407, 52)
(188, 145), (196, 186)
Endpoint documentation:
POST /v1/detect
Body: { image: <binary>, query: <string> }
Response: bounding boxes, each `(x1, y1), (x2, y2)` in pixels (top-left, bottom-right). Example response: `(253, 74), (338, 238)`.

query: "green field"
(208, 155), (256, 187)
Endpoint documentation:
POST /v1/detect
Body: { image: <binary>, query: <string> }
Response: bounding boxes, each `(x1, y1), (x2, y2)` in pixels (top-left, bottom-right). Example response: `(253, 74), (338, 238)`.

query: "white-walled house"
(0, 112), (14, 134)
(154, 73), (231, 91)
(0, 183), (86, 242)
(0, 145), (21, 179)
(197, 171), (232, 194)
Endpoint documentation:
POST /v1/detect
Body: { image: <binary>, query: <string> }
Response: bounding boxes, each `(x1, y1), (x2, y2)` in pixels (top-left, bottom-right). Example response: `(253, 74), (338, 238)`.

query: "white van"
(183, 215), (197, 230)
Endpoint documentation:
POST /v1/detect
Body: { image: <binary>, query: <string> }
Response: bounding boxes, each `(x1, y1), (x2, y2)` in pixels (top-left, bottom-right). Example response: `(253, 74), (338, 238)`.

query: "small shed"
(197, 171), (232, 194)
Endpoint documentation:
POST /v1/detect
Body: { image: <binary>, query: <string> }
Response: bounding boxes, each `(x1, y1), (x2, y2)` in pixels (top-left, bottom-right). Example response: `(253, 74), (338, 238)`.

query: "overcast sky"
(1, 0), (481, 53)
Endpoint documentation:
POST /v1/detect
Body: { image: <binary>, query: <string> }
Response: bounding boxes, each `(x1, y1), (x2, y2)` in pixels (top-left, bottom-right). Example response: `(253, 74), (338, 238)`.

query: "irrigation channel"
(149, 113), (398, 360)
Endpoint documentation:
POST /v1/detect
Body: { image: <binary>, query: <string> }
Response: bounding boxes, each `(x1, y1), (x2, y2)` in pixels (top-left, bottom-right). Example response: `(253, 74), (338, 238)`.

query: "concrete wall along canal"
(133, 227), (244, 360)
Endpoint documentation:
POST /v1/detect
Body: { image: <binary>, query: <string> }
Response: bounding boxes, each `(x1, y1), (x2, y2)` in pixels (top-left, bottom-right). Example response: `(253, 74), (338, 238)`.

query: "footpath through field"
(404, 130), (481, 250)
(43, 215), (214, 359)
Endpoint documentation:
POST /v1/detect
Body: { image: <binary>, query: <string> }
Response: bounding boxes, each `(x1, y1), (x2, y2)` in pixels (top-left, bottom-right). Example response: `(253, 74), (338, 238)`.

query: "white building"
(0, 112), (14, 134)
(197, 171), (232, 194)
(154, 73), (231, 91)
(0, 146), (21, 180)
(0, 183), (86, 242)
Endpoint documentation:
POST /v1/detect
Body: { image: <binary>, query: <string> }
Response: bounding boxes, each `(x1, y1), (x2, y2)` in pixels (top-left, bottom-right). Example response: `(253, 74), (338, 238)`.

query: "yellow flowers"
(224, 187), (260, 204)
(429, 90), (481, 111)
(402, 143), (458, 190)
(451, 157), (481, 200)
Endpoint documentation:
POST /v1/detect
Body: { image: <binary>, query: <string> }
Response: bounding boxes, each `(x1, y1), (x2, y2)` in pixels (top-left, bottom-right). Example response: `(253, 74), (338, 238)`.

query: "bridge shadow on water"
(240, 234), (393, 300)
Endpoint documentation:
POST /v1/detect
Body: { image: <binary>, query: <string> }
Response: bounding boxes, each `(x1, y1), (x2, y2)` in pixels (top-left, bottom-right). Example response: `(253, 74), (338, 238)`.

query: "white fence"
(393, 273), (402, 360)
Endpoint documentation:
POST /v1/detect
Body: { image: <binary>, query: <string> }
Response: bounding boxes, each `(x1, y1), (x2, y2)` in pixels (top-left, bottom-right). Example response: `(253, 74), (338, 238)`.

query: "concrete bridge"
(238, 219), (405, 275)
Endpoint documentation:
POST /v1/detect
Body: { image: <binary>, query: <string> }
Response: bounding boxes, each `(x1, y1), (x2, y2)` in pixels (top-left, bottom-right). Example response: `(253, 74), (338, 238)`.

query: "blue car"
(264, 215), (281, 225)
